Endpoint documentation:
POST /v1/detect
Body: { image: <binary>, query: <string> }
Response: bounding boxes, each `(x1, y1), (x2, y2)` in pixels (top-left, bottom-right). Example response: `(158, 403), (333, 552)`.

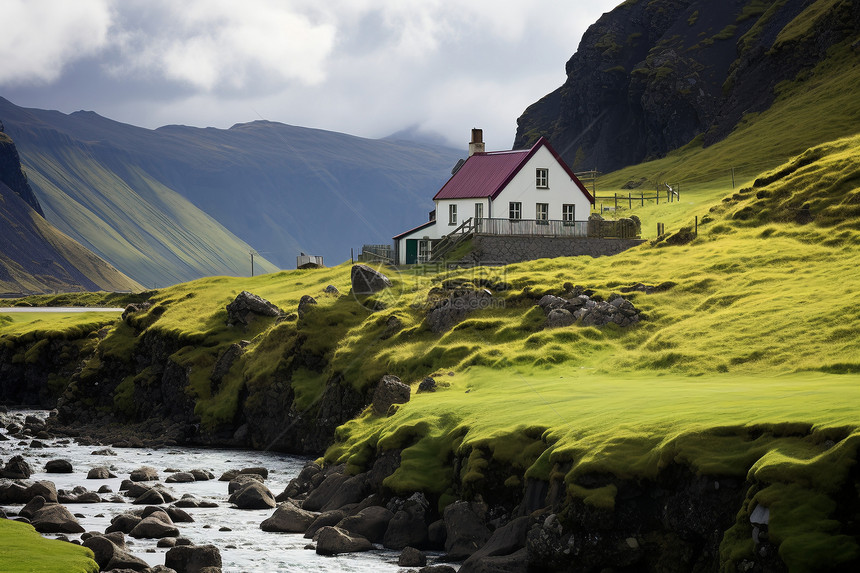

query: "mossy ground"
(0, 520), (98, 573)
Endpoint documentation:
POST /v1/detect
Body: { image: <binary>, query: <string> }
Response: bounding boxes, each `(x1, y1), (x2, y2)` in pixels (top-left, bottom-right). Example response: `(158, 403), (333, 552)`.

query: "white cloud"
(0, 0), (111, 84)
(109, 0), (336, 91)
(0, 0), (621, 149)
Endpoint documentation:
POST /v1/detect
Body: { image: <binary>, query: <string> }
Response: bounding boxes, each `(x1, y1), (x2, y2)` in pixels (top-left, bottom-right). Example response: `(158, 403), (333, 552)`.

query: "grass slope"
(596, 39), (860, 237)
(0, 520), (97, 573)
(15, 132), (857, 570)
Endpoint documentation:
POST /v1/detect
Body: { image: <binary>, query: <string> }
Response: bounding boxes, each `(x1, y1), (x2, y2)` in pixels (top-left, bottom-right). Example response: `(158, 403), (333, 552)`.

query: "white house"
(393, 129), (595, 264)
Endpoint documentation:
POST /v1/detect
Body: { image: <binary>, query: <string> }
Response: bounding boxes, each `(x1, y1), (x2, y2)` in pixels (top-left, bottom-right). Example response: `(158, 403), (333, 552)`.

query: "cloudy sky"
(0, 0), (619, 151)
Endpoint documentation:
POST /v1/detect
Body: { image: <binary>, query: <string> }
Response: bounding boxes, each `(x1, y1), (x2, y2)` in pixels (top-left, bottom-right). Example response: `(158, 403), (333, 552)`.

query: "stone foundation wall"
(463, 235), (646, 265)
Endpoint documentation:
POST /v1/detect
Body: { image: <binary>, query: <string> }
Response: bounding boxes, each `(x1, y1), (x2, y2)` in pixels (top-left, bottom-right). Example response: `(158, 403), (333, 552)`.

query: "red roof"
(432, 137), (594, 203)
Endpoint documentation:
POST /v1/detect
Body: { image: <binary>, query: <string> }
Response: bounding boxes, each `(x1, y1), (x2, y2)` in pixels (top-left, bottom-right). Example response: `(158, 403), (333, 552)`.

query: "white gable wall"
(491, 146), (592, 221)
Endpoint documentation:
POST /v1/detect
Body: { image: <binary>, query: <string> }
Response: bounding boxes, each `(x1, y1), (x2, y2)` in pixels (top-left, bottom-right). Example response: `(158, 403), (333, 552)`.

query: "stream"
(1, 409), (408, 572)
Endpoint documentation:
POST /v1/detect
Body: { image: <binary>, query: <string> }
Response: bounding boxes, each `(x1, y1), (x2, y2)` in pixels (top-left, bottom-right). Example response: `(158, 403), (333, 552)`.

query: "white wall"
(492, 146), (592, 221)
(433, 198), (490, 229)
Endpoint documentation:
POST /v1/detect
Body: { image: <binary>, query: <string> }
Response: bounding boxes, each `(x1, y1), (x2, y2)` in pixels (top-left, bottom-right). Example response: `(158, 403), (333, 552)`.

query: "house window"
(448, 204), (457, 226)
(536, 168), (549, 189)
(418, 240), (431, 263)
(562, 204), (576, 225)
(474, 202), (483, 221)
(536, 203), (549, 225)
(509, 202), (521, 220)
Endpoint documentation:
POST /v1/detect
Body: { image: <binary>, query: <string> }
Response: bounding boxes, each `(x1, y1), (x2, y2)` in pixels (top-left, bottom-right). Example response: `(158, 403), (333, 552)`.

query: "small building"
(393, 129), (595, 265)
(297, 253), (324, 268)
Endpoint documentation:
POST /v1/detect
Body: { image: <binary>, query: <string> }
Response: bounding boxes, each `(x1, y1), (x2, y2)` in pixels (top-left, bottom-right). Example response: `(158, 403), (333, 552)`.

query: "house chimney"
(468, 128), (485, 156)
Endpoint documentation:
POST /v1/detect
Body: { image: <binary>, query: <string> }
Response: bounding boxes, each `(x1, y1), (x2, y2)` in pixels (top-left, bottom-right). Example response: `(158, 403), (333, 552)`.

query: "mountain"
(514, 0), (860, 173)
(0, 98), (463, 288)
(0, 128), (141, 294)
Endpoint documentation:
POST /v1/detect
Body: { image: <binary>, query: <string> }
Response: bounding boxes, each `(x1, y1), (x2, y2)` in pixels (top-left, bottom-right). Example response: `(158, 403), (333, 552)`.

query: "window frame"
(536, 168), (549, 189)
(536, 202), (549, 225)
(448, 203), (457, 226)
(562, 203), (576, 225)
(509, 201), (522, 221)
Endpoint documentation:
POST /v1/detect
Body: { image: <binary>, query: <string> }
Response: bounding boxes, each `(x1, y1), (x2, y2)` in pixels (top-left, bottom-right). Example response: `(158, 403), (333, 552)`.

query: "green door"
(405, 239), (418, 264)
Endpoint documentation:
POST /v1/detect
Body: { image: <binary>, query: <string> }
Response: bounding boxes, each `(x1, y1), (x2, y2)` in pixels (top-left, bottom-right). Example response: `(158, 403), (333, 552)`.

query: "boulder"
(0, 481), (30, 504)
(399, 546), (427, 567)
(228, 473), (264, 494)
(301, 472), (350, 512)
(315, 526), (373, 555)
(45, 459), (74, 473)
(240, 467), (269, 479)
(226, 291), (281, 327)
(230, 481), (276, 510)
(537, 294), (567, 311)
(324, 285), (340, 296)
(164, 545), (222, 573)
(260, 501), (317, 533)
(321, 473), (369, 512)
(443, 500), (491, 560)
(129, 515), (179, 539)
(166, 472), (196, 484)
(190, 469), (214, 481)
(133, 487), (166, 506)
(383, 493), (430, 550)
(130, 466), (159, 482)
(106, 513), (143, 534)
(30, 503), (85, 534)
(337, 505), (394, 543)
(20, 495), (47, 519)
(304, 509), (347, 539)
(350, 264), (392, 295)
(91, 448), (117, 456)
(166, 506), (194, 523)
(88, 466), (116, 479)
(2, 455), (33, 478)
(459, 516), (530, 572)
(545, 308), (575, 328)
(297, 295), (318, 319)
(83, 534), (149, 572)
(372, 375), (411, 416)
(27, 481), (58, 503)
(418, 377), (437, 393)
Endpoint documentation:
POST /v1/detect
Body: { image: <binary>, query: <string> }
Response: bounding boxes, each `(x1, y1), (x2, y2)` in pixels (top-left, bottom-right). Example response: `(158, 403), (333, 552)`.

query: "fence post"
(641, 191), (644, 206)
(628, 193), (632, 209)
(695, 216), (698, 236)
(614, 193), (618, 211)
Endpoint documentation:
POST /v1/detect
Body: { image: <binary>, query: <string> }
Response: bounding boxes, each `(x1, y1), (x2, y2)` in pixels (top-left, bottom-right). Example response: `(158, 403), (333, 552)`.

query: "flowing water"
(1, 410), (408, 572)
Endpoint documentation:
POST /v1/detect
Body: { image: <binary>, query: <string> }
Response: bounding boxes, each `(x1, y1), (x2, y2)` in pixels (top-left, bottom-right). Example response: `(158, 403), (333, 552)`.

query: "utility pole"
(249, 251), (256, 277)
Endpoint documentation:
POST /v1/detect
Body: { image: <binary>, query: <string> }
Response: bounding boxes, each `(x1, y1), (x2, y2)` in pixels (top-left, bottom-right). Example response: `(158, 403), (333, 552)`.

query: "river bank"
(0, 409), (409, 572)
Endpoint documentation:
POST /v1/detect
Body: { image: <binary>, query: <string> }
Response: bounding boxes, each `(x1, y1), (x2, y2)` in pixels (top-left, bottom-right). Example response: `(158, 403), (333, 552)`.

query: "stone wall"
(461, 235), (645, 265)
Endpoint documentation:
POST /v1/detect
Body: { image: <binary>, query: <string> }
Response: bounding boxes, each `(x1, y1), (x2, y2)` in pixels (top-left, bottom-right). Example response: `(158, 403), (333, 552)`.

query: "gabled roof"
(393, 218), (435, 240)
(432, 137), (594, 204)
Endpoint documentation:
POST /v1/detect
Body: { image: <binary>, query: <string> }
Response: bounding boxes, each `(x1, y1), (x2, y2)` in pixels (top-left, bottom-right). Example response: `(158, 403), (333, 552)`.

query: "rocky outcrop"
(350, 264), (392, 295)
(426, 282), (494, 333)
(514, 0), (860, 172)
(226, 291), (281, 327)
(164, 544), (222, 573)
(371, 375), (411, 416)
(537, 289), (642, 328)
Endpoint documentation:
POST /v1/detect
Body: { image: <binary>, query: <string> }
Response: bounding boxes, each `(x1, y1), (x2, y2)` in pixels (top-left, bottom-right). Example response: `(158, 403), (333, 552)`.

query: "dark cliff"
(0, 121), (43, 216)
(514, 0), (860, 172)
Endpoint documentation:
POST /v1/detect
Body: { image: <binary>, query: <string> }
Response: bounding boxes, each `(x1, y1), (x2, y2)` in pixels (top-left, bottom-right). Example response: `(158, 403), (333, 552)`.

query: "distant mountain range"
(515, 0), (860, 172)
(0, 127), (140, 294)
(0, 97), (462, 289)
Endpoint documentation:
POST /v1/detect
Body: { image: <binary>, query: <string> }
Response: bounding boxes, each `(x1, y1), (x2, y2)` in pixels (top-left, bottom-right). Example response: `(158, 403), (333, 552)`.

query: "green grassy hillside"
(16, 131), (857, 570)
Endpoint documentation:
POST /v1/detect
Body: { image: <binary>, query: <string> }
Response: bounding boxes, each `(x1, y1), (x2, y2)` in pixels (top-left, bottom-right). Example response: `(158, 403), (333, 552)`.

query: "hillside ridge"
(514, 0), (860, 172)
